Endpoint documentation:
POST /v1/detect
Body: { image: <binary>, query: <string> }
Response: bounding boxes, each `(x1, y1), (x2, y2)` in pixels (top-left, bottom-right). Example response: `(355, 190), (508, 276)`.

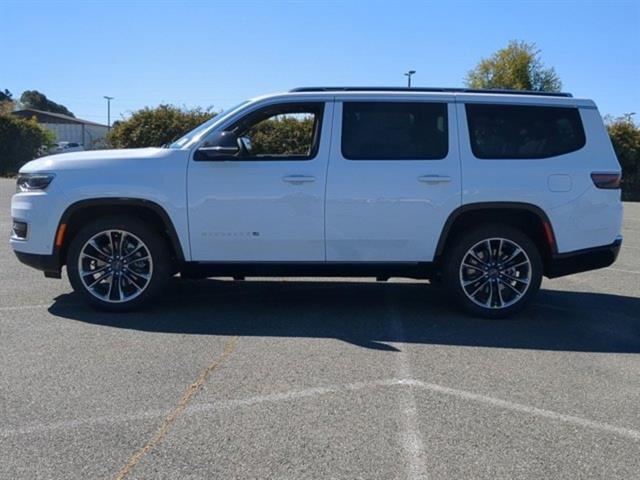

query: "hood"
(20, 147), (172, 173)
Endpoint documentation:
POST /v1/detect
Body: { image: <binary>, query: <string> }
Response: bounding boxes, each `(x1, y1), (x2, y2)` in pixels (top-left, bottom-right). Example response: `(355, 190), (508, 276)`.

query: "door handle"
(282, 175), (316, 185)
(418, 175), (451, 184)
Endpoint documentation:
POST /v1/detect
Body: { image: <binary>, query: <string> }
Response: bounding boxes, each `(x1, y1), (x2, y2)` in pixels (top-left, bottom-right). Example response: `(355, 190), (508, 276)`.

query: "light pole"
(103, 96), (114, 130)
(404, 70), (416, 88)
(623, 112), (636, 123)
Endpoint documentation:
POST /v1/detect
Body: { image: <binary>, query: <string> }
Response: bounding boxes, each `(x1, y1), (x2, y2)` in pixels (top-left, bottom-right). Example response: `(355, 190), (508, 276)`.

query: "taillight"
(591, 172), (621, 189)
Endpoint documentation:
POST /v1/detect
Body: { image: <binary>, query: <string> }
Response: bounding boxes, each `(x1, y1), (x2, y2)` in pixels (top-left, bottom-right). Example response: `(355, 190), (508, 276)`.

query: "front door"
(188, 100), (333, 261)
(325, 98), (461, 262)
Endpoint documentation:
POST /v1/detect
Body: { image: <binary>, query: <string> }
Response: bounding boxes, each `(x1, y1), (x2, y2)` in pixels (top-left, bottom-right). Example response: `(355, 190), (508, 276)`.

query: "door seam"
(322, 97), (336, 262)
(454, 96), (464, 208)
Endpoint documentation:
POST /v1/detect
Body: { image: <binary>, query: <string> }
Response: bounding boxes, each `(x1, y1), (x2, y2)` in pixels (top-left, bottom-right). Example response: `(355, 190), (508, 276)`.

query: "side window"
(228, 102), (324, 160)
(341, 102), (448, 160)
(465, 104), (586, 159)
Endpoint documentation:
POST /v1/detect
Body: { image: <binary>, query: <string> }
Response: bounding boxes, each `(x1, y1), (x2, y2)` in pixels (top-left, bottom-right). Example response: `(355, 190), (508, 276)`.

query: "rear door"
(325, 96), (461, 262)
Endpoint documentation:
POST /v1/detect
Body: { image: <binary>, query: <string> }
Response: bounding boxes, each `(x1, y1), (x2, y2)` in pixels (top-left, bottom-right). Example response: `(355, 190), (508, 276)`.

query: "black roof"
(290, 87), (573, 98)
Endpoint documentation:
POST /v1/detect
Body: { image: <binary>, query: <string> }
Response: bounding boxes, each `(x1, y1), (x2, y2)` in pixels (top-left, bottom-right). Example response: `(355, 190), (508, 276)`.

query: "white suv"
(10, 87), (623, 317)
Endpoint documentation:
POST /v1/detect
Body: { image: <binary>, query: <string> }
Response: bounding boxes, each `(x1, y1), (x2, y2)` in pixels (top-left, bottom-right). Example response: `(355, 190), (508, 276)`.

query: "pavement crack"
(113, 336), (238, 480)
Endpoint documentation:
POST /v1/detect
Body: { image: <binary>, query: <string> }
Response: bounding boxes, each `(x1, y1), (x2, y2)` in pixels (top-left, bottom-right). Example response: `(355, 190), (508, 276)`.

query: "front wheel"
(67, 216), (171, 311)
(443, 224), (542, 318)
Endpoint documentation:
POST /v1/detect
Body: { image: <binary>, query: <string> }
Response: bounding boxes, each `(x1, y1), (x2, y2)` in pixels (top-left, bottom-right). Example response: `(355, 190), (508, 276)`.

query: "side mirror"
(238, 136), (252, 154)
(195, 131), (240, 160)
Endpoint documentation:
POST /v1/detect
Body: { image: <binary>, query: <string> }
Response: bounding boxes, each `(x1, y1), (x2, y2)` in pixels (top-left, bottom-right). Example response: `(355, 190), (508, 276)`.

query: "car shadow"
(47, 279), (640, 353)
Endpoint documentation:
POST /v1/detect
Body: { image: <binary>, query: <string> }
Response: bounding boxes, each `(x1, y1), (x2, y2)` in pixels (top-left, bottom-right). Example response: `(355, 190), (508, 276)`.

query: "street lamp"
(404, 70), (416, 88)
(103, 96), (114, 130)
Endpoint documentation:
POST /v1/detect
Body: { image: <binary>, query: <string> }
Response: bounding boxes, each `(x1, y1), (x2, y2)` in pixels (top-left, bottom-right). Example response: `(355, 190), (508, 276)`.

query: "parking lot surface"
(1, 177), (639, 479)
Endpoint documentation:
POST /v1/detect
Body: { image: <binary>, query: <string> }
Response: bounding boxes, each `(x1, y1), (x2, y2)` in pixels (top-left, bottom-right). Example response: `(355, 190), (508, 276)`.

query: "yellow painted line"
(114, 336), (238, 480)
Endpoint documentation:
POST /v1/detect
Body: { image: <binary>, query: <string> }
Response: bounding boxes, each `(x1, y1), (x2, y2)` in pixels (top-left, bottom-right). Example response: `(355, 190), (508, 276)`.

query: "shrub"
(107, 105), (215, 148)
(249, 116), (314, 155)
(0, 114), (54, 176)
(607, 116), (640, 201)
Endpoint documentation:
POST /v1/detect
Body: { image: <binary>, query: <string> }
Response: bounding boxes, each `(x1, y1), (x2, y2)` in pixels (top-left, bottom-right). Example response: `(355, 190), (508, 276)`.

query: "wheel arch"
(56, 198), (185, 268)
(435, 202), (557, 273)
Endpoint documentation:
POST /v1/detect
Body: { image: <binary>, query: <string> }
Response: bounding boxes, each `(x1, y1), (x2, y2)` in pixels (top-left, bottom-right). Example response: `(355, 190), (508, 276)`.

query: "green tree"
(248, 116), (315, 155)
(20, 90), (75, 117)
(0, 114), (55, 176)
(107, 105), (215, 148)
(607, 115), (640, 201)
(0, 89), (14, 115)
(465, 40), (562, 92)
(0, 89), (12, 102)
(0, 101), (14, 116)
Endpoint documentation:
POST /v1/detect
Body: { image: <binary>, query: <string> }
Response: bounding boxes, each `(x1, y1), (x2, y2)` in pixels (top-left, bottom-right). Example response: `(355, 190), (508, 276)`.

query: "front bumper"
(546, 236), (622, 278)
(14, 251), (62, 278)
(11, 190), (64, 255)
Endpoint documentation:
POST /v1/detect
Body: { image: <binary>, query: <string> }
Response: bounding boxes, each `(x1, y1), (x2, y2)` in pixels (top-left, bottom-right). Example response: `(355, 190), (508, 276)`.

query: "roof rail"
(289, 87), (573, 98)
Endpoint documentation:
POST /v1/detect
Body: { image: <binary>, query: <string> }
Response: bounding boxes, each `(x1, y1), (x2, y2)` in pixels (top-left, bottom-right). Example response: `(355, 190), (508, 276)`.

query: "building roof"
(12, 108), (108, 128)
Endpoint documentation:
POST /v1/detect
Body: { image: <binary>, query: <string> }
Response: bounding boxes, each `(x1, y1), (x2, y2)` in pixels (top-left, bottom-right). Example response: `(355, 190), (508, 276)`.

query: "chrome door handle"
(282, 175), (316, 185)
(418, 175), (451, 184)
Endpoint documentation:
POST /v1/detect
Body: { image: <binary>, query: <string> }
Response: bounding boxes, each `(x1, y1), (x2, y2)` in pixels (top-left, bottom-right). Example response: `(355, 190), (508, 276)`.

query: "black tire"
(67, 215), (171, 311)
(443, 223), (542, 319)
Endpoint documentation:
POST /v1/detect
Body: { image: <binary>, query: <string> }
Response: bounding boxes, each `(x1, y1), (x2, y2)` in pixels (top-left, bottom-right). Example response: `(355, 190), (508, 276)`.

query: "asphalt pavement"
(1, 177), (639, 479)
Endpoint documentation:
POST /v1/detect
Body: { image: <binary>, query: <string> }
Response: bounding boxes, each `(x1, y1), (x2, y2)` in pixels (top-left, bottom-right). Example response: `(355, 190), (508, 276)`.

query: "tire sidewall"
(67, 216), (171, 311)
(443, 224), (543, 319)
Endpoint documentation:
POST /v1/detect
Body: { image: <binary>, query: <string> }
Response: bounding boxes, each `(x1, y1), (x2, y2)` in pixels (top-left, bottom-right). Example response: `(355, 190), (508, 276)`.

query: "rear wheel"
(67, 216), (171, 311)
(443, 224), (542, 318)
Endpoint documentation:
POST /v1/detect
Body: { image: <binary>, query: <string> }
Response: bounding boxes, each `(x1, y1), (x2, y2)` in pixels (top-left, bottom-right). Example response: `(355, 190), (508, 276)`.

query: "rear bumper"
(546, 236), (622, 278)
(14, 251), (62, 279)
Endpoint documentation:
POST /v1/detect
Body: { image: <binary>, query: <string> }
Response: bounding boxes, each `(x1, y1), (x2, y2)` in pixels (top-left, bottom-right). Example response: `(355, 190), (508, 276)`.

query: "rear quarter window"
(465, 104), (586, 159)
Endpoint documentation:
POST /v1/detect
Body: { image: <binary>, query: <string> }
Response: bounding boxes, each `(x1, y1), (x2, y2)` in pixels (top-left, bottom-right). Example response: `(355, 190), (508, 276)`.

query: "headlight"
(16, 173), (55, 192)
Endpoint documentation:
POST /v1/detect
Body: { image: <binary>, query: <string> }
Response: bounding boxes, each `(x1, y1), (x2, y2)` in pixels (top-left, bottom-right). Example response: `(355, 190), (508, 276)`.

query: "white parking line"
(0, 408), (169, 437)
(0, 303), (79, 312)
(607, 267), (640, 275)
(0, 304), (53, 312)
(0, 380), (385, 437)
(189, 379), (391, 413)
(2, 378), (639, 441)
(400, 379), (640, 441)
(387, 296), (428, 480)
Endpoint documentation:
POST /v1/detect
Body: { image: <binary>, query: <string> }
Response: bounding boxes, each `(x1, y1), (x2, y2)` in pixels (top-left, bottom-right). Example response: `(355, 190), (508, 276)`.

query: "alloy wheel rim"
(459, 237), (531, 310)
(78, 229), (153, 303)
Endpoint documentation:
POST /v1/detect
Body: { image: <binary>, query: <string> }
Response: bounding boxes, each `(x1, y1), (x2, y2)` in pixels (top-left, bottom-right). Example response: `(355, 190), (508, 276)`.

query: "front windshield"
(168, 101), (250, 149)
